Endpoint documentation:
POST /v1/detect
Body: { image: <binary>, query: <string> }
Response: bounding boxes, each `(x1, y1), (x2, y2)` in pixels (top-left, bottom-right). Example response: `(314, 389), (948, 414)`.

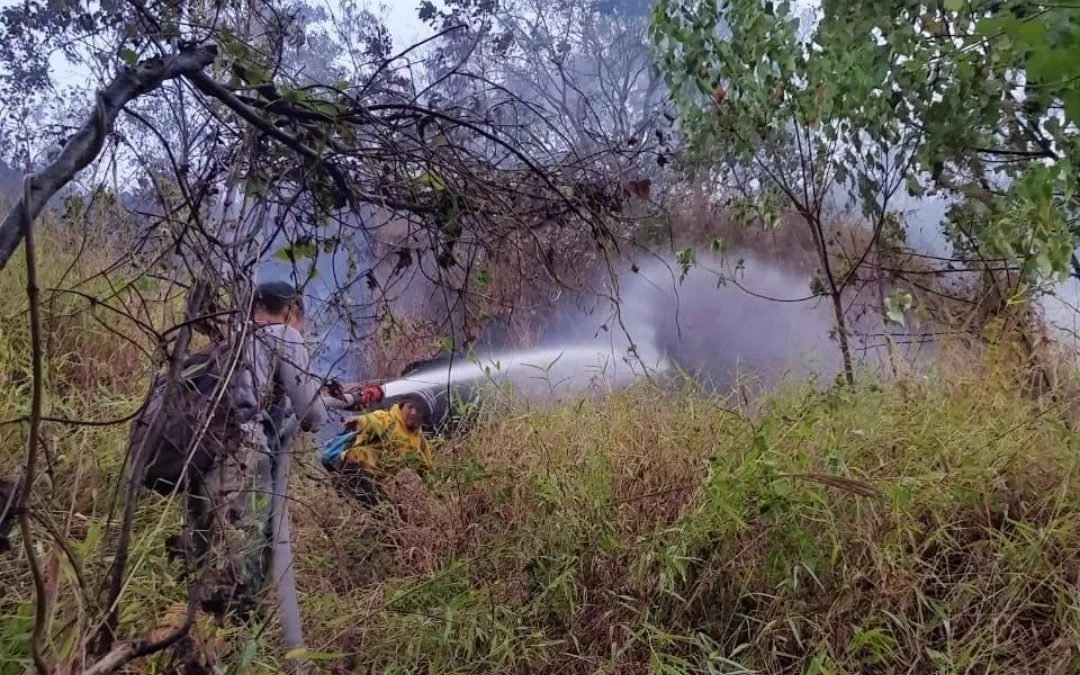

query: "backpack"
(131, 340), (259, 495)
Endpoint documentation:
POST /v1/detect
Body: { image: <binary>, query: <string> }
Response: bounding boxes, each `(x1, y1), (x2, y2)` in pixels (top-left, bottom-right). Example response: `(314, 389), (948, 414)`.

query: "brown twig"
(93, 280), (210, 654)
(19, 174), (51, 675)
(80, 587), (199, 675)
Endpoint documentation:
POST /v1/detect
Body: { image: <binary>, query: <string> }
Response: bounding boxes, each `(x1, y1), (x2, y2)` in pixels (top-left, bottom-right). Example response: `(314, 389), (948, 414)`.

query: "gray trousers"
(188, 411), (307, 672)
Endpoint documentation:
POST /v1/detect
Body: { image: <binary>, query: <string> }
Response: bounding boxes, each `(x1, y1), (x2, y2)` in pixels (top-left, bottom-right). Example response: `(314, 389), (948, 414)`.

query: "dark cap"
(397, 392), (433, 422)
(253, 281), (304, 317)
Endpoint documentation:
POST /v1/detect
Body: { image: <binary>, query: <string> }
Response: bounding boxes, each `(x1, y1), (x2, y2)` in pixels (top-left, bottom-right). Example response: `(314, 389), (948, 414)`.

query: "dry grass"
(274, 361), (1080, 675)
(0, 217), (186, 675)
(2, 224), (1080, 675)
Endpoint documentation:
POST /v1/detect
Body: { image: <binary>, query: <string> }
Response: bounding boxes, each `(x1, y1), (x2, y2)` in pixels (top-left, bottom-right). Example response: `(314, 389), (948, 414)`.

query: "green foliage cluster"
(650, 0), (1080, 285)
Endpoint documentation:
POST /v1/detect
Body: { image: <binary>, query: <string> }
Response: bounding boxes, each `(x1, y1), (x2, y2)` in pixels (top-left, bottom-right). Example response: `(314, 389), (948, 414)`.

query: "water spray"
(344, 343), (670, 431)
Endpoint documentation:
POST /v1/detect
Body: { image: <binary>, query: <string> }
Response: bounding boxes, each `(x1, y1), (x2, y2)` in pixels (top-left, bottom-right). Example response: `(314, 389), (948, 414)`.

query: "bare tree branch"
(81, 586), (199, 675)
(93, 278), (212, 655)
(0, 44), (219, 272)
(18, 174), (50, 675)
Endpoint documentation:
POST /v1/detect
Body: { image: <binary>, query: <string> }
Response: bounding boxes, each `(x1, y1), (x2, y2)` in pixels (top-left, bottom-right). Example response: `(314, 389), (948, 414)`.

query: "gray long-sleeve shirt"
(245, 323), (328, 432)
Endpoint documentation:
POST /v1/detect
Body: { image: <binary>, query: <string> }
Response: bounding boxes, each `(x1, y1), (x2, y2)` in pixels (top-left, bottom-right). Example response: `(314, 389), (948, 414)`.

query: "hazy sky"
(377, 0), (435, 45)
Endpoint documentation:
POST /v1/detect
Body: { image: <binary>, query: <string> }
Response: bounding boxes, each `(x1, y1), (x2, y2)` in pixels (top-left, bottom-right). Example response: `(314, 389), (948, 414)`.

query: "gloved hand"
(339, 383), (384, 410)
(357, 384), (384, 406)
(323, 382), (384, 411)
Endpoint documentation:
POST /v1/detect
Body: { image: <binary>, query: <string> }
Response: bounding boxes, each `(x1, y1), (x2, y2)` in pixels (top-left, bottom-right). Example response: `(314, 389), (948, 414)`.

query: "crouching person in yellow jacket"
(323, 392), (434, 512)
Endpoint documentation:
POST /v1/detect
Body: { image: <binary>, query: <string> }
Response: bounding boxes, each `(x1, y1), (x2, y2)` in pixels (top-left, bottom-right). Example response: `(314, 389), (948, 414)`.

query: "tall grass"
(2, 226), (1080, 674)
(282, 368), (1080, 675)
(0, 220), (189, 675)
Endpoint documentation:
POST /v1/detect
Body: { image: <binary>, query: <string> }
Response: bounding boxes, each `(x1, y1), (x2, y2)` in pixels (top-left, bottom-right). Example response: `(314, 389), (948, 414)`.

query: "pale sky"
(377, 0), (435, 46)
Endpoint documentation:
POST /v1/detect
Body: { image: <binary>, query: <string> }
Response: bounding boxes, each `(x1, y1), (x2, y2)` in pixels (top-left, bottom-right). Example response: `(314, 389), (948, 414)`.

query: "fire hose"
(269, 383), (383, 674)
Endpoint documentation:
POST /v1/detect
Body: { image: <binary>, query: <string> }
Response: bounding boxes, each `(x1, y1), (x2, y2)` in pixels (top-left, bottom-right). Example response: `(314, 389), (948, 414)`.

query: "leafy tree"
(811, 0), (1080, 285)
(650, 0), (922, 384)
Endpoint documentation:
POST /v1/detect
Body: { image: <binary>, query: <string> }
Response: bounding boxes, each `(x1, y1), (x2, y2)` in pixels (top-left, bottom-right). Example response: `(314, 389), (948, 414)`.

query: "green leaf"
(118, 48), (138, 66)
(1063, 89), (1080, 126)
(834, 163), (849, 186)
(281, 86), (306, 103)
(1035, 251), (1053, 277)
(975, 15), (1019, 38)
(943, 0), (963, 12)
(884, 306), (905, 328)
(415, 171), (446, 190)
(676, 246), (696, 282)
(884, 289), (913, 327)
(243, 64), (270, 85)
(904, 174), (924, 197)
(235, 638), (259, 675)
(598, 535), (620, 552)
(272, 241), (318, 263)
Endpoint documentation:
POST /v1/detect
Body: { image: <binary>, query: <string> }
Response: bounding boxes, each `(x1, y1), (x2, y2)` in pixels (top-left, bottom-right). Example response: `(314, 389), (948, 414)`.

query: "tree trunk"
(830, 287), (855, 386)
(807, 214), (855, 385)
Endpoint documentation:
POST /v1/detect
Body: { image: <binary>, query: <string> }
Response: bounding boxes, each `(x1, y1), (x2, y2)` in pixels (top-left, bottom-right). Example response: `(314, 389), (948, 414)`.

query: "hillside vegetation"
(2, 232), (1080, 675)
(6, 0), (1080, 670)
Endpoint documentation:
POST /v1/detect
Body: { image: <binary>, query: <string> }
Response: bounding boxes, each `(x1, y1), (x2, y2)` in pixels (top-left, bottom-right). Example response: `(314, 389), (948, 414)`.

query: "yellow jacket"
(341, 404), (432, 478)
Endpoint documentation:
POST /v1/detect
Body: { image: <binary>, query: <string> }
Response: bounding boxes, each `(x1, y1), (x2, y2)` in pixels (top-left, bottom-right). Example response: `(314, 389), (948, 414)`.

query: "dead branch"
(0, 479), (17, 553)
(0, 44), (219, 273)
(80, 587), (198, 675)
(19, 175), (51, 675)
